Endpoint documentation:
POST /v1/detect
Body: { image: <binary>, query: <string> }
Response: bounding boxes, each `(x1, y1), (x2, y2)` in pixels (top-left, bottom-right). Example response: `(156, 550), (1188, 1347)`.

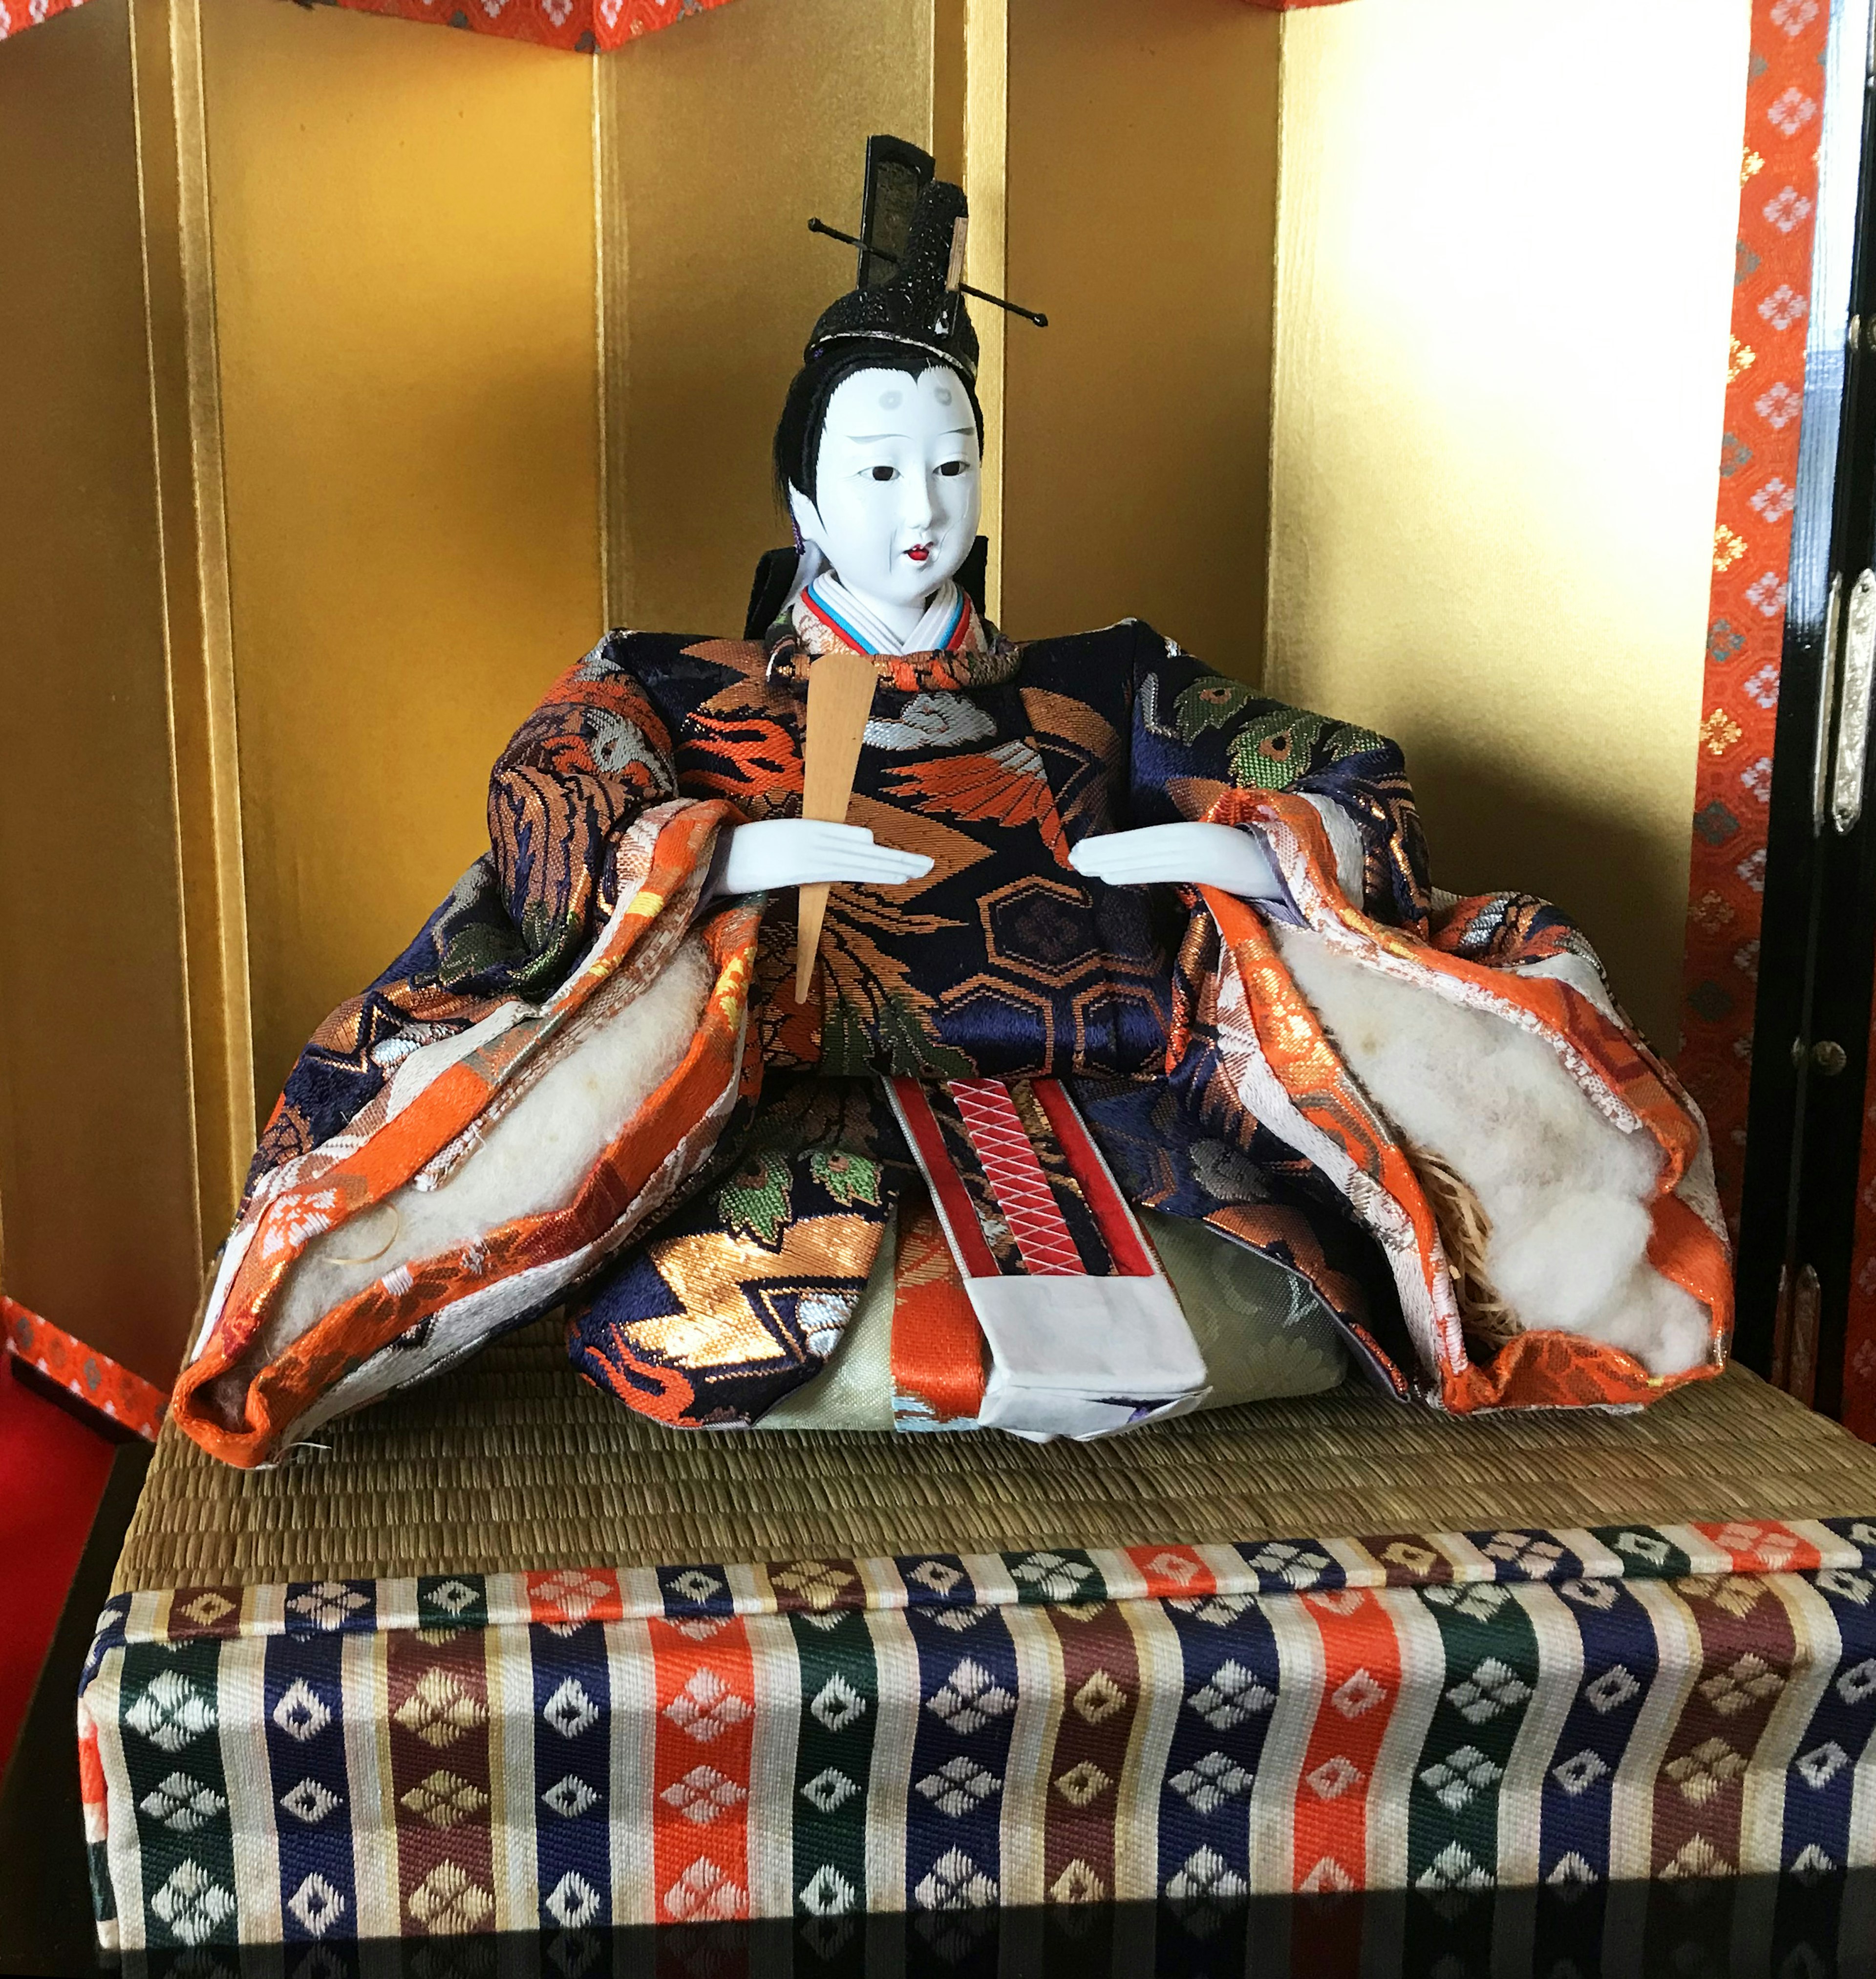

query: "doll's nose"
(900, 477), (935, 530)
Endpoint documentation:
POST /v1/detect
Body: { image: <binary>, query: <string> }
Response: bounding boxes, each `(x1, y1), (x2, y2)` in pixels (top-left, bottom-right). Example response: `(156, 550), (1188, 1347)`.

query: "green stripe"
(86, 1842), (115, 1931)
(117, 1641), (239, 1948)
(1006, 1548), (1108, 1606)
(788, 1606), (878, 1917)
(1589, 1525), (1696, 1581)
(1405, 1581), (1540, 1891)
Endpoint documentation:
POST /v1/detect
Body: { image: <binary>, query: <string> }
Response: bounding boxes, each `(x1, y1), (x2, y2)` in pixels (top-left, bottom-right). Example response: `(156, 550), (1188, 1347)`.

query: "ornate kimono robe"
(171, 604), (1731, 1467)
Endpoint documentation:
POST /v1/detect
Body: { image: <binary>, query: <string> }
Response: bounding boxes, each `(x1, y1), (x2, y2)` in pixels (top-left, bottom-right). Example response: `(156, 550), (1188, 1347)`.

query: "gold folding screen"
(197, 0), (605, 1139)
(0, 0), (1280, 1384)
(0, 0), (1746, 1387)
(1000, 0), (1281, 666)
(1263, 0), (1752, 1058)
(0, 0), (205, 1385)
(594, 0), (941, 633)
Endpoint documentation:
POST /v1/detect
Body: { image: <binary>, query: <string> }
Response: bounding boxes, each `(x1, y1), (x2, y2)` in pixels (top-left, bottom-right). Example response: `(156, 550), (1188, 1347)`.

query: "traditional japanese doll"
(173, 143), (1732, 1468)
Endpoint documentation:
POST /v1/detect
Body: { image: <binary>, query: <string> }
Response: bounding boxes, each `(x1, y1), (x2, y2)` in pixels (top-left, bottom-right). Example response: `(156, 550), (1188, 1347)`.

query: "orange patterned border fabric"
(0, 0), (87, 41)
(1679, 0), (1832, 1231)
(0, 0), (1352, 50)
(0, 0), (740, 50)
(295, 0), (742, 53)
(2, 1295), (168, 1442)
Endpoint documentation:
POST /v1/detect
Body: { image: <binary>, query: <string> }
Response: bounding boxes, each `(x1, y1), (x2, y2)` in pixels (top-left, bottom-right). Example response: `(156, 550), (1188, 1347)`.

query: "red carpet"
(0, 1361), (114, 1777)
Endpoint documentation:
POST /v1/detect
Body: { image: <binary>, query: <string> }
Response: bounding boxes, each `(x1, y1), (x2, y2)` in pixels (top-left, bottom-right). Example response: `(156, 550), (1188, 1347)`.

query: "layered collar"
(800, 572), (969, 659)
(770, 571), (1020, 693)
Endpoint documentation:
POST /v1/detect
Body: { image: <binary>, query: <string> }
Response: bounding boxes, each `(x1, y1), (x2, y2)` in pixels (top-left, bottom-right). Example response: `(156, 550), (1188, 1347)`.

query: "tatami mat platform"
(78, 1325), (1876, 1950)
(114, 1319), (1876, 1586)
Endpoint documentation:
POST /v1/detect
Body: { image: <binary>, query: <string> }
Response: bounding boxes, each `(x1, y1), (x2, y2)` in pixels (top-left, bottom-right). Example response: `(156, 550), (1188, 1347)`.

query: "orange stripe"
(648, 1614), (754, 1923)
(1289, 1588), (1402, 1893)
(888, 1189), (987, 1424)
(1688, 1521), (1820, 1574)
(1121, 1544), (1217, 1601)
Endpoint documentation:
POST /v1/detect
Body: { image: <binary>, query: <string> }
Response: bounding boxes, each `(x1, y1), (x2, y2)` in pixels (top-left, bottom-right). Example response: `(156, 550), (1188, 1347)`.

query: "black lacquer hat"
(803, 135), (1045, 381)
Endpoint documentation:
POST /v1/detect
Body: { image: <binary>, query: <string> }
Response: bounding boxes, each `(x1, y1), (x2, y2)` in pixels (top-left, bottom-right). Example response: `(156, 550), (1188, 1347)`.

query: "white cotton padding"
(1273, 927), (1709, 1378)
(261, 934), (715, 1362)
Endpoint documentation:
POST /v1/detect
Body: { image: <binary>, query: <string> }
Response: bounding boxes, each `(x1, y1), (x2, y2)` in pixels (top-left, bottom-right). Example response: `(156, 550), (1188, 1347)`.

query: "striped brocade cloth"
(79, 1519), (1876, 1948)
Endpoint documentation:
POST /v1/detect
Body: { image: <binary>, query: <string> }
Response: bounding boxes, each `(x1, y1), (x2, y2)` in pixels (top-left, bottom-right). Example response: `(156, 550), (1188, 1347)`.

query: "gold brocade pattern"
(626, 1213), (885, 1370)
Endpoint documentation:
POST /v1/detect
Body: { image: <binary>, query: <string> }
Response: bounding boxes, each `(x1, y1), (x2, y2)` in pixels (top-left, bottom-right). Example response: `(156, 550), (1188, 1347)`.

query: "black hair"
(772, 345), (985, 510)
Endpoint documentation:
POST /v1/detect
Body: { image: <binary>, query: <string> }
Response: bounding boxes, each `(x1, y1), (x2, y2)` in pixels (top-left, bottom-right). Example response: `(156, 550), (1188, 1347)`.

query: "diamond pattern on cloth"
(407, 1861), (492, 1932)
(662, 1669), (752, 1743)
(926, 1658), (1017, 1736)
(660, 1764), (748, 1825)
(81, 1502), (1876, 1946)
(945, 1080), (1087, 1275)
(398, 1769), (487, 1830)
(279, 1777), (341, 1825)
(150, 1861), (235, 1945)
(393, 1669), (485, 1749)
(138, 1774), (226, 1834)
(126, 1672), (217, 1754)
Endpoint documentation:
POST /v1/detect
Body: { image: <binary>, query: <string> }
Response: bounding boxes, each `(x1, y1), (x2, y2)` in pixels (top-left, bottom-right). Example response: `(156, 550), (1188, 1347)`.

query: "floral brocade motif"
(552, 619), (1430, 1424)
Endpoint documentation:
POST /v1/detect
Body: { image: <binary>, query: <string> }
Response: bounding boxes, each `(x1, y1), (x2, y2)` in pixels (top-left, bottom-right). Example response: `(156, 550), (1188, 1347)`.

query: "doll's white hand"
(715, 819), (934, 896)
(1067, 822), (1282, 901)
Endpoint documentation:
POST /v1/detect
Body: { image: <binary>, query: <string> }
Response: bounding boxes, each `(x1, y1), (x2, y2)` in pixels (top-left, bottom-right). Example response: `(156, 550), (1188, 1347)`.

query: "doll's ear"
(788, 485), (826, 552)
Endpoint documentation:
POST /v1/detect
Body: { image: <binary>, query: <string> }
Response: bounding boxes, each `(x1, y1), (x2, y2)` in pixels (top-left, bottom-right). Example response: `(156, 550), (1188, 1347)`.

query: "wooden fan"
(794, 648), (879, 1002)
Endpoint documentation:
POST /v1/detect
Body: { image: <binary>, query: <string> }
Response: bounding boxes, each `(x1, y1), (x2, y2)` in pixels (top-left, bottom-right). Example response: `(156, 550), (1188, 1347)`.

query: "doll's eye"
(870, 465), (897, 482)
(938, 459), (967, 477)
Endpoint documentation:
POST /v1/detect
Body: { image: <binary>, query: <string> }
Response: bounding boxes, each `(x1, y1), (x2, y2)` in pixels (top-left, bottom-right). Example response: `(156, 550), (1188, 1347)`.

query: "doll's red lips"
(906, 545), (931, 562)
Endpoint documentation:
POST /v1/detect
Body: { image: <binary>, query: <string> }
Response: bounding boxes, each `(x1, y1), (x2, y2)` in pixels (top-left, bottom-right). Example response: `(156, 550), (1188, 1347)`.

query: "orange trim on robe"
(171, 801), (755, 1468)
(889, 1190), (988, 1428)
(1202, 789), (1733, 1415)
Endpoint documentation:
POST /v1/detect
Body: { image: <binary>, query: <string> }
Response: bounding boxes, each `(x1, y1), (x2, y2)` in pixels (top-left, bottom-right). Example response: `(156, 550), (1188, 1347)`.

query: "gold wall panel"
(1265, 0), (1750, 1053)
(131, 0), (255, 1254)
(0, 0), (1749, 1386)
(1000, 0), (1281, 673)
(0, 0), (205, 1383)
(200, 0), (605, 1120)
(598, 0), (935, 636)
(962, 0), (1008, 621)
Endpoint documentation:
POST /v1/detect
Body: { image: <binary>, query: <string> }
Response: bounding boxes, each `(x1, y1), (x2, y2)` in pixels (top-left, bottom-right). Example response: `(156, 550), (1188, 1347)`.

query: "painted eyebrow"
(841, 428), (976, 442)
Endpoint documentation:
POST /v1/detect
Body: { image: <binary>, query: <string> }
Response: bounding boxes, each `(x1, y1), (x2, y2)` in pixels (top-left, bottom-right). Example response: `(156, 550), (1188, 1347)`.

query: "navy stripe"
(902, 1592), (1018, 1911)
(530, 1621), (612, 1929)
(263, 1632), (356, 1942)
(1157, 1591), (1280, 1901)
(1535, 1577), (1660, 1884)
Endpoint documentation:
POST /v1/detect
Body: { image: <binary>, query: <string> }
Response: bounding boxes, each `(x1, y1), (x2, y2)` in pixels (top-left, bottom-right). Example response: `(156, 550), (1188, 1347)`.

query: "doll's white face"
(789, 365), (981, 630)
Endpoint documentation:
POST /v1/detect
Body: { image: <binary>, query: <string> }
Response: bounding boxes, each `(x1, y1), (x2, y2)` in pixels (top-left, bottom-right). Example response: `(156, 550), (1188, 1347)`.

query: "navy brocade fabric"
(248, 615), (1431, 1426)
